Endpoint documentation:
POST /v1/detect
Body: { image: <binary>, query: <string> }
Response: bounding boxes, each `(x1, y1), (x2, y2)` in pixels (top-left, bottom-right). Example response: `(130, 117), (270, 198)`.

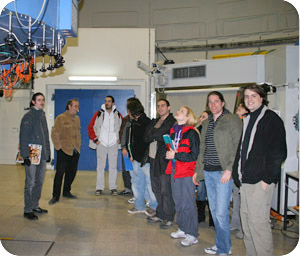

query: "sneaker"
(204, 245), (232, 255)
(128, 197), (135, 204)
(170, 229), (186, 239)
(180, 234), (198, 247)
(111, 189), (118, 196)
(95, 190), (102, 196)
(204, 245), (217, 254)
(128, 207), (145, 214)
(145, 208), (156, 217)
(230, 226), (239, 231)
(160, 220), (173, 229)
(235, 230), (244, 239)
(147, 216), (162, 223)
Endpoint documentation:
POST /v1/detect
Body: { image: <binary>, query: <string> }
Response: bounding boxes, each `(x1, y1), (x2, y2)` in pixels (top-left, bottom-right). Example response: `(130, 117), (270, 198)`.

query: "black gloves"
(24, 158), (31, 166)
(46, 156), (51, 163)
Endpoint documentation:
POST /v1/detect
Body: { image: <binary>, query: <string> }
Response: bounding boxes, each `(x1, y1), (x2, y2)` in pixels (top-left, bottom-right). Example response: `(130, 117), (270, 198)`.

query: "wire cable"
(14, 0), (47, 28)
(0, 26), (24, 46)
(0, 57), (11, 63)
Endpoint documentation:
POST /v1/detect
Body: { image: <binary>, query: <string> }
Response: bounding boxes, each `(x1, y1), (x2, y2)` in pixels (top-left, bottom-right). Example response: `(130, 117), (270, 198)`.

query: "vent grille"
(173, 65), (206, 79)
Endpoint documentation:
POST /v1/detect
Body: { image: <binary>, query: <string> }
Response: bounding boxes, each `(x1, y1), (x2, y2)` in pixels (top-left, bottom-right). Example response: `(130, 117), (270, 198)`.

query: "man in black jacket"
(144, 99), (176, 229)
(20, 92), (50, 220)
(126, 100), (157, 217)
(232, 84), (287, 256)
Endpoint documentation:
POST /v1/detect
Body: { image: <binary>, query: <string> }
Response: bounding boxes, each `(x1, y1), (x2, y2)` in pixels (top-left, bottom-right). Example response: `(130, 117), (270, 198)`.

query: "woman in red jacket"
(166, 106), (200, 247)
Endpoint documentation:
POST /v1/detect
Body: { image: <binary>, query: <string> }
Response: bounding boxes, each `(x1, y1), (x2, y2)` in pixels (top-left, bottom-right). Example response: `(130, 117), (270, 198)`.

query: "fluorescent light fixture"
(165, 87), (239, 94)
(68, 76), (117, 81)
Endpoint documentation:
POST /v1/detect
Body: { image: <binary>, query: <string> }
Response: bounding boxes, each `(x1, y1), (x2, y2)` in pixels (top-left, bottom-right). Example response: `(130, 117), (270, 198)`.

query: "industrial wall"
(78, 0), (299, 63)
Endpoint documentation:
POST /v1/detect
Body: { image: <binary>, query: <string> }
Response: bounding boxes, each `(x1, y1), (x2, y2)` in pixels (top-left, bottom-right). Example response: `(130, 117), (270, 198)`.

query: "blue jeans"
(24, 160), (46, 212)
(204, 170), (233, 254)
(196, 180), (207, 201)
(129, 169), (150, 202)
(132, 161), (157, 211)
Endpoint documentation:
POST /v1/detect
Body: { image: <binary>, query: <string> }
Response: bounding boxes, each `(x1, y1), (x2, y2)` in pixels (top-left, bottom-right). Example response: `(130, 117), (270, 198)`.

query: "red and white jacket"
(88, 104), (122, 149)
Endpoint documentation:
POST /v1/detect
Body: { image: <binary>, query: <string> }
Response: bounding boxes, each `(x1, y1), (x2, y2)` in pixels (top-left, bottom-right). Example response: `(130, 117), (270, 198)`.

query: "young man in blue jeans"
(193, 91), (242, 255)
(126, 100), (157, 217)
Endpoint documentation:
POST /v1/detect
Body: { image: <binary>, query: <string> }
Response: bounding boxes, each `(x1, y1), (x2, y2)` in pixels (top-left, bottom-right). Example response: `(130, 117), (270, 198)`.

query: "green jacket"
(194, 112), (242, 182)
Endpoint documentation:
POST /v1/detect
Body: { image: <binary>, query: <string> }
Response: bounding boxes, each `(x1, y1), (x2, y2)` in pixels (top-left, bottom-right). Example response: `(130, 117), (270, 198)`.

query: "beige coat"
(51, 111), (81, 156)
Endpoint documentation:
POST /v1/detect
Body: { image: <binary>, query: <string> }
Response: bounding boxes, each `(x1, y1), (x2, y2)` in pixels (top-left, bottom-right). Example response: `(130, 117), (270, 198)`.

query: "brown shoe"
(145, 208), (156, 217)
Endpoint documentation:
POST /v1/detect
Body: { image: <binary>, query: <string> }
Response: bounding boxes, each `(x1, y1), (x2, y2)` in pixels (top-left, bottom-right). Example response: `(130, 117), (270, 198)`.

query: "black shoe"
(63, 193), (77, 199)
(123, 191), (132, 196)
(118, 190), (132, 196)
(24, 212), (38, 220)
(48, 197), (59, 205)
(111, 189), (118, 196)
(95, 190), (103, 196)
(33, 207), (48, 214)
(160, 220), (173, 229)
(147, 216), (162, 223)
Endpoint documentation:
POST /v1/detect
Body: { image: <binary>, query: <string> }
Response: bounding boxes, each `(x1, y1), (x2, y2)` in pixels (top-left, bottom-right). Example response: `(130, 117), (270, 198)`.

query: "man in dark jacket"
(144, 99), (176, 229)
(126, 100), (157, 216)
(20, 92), (50, 220)
(232, 84), (287, 256)
(120, 97), (143, 196)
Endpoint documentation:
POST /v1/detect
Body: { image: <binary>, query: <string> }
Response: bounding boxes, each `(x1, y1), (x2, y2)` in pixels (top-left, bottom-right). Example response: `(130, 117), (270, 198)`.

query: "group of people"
(19, 84), (287, 256)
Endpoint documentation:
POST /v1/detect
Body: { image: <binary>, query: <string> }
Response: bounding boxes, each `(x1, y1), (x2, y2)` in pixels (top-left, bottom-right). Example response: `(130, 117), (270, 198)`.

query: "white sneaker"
(180, 234), (198, 246)
(128, 197), (135, 204)
(204, 245), (218, 255)
(170, 229), (186, 239)
(204, 245), (232, 255)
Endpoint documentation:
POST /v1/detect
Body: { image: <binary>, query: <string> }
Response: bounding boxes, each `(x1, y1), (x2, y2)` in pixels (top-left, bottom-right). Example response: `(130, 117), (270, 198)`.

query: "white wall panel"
(33, 28), (155, 105)
(0, 90), (30, 164)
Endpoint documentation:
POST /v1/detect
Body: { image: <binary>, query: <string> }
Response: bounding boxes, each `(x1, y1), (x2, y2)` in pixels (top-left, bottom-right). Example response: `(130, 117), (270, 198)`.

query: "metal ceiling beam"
(157, 36), (299, 53)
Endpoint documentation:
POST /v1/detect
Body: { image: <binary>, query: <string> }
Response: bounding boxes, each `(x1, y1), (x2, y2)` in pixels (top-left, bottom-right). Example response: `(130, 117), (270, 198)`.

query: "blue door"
(53, 89), (134, 170)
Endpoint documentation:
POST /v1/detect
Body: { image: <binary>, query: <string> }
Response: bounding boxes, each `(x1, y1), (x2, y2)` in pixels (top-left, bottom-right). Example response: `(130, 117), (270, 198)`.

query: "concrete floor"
(0, 164), (298, 256)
